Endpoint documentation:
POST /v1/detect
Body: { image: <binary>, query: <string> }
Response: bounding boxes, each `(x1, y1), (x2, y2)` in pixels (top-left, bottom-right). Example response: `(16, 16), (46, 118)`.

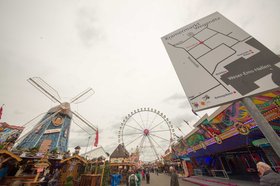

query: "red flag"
(0, 105), (3, 120)
(94, 129), (99, 147)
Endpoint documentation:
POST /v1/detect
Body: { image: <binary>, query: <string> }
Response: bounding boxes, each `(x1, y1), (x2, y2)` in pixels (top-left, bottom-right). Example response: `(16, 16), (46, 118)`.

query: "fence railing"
(210, 169), (229, 179)
(272, 166), (280, 173)
(193, 169), (203, 176)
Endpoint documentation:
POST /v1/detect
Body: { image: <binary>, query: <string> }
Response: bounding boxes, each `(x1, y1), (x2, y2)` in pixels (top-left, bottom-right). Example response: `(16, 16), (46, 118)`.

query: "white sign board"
(44, 128), (61, 134)
(162, 12), (280, 111)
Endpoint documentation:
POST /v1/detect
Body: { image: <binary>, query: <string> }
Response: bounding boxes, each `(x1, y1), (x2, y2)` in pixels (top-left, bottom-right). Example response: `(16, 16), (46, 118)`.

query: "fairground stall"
(109, 144), (137, 185)
(172, 90), (280, 182)
(60, 154), (87, 185)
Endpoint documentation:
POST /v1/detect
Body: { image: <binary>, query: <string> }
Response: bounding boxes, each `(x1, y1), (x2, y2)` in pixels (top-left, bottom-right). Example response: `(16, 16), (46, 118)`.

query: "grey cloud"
(69, 133), (89, 147)
(102, 122), (121, 141)
(76, 7), (104, 47)
(98, 128), (104, 133)
(71, 125), (92, 134)
(104, 142), (119, 154)
(107, 135), (115, 140)
(238, 15), (255, 31)
(178, 101), (191, 109)
(13, 110), (24, 115)
(171, 114), (195, 128)
(110, 122), (121, 129)
(163, 93), (186, 102)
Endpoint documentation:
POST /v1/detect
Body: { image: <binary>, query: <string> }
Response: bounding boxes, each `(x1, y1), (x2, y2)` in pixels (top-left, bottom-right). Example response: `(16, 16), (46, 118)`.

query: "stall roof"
(0, 149), (22, 161)
(60, 155), (87, 164)
(110, 162), (135, 166)
(82, 146), (109, 160)
(193, 114), (209, 128)
(110, 144), (129, 158)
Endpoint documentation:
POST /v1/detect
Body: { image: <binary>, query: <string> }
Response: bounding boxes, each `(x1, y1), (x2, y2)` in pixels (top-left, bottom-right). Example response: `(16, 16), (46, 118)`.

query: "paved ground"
(121, 173), (258, 186)
(129, 173), (197, 186)
(183, 175), (258, 186)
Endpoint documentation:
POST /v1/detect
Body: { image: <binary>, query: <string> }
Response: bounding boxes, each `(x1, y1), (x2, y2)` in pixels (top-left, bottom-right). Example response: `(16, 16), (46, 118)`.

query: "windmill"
(15, 77), (97, 153)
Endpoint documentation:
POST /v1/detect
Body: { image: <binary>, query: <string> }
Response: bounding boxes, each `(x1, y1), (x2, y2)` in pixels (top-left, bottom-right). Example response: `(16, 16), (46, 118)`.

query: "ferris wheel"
(118, 108), (176, 162)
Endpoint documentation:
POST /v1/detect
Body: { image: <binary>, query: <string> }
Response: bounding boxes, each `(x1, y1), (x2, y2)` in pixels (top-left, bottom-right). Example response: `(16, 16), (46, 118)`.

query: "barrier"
(193, 169), (203, 176)
(210, 169), (229, 179)
(79, 174), (101, 186)
(272, 166), (280, 173)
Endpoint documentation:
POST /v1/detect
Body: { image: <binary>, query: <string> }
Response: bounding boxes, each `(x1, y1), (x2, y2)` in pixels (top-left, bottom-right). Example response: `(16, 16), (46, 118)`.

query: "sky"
(0, 0), (280, 159)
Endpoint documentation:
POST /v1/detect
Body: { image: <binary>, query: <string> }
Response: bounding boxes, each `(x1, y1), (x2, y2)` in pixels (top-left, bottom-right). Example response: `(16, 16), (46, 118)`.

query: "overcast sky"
(0, 0), (280, 156)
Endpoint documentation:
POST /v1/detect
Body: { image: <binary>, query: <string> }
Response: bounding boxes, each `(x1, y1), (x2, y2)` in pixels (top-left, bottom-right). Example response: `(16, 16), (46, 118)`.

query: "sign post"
(242, 97), (280, 157)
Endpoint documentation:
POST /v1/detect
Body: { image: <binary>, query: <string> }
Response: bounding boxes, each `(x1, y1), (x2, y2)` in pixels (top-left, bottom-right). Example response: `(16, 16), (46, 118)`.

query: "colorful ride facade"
(172, 90), (280, 181)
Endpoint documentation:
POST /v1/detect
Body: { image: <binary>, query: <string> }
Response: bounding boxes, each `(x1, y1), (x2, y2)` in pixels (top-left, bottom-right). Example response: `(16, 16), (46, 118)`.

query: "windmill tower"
(16, 77), (97, 153)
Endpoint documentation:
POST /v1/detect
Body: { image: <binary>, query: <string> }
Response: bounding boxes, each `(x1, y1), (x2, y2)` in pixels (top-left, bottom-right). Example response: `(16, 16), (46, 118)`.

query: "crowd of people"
(120, 162), (280, 186)
(39, 169), (61, 186)
(121, 166), (179, 186)
(125, 168), (151, 186)
(6, 161), (280, 186)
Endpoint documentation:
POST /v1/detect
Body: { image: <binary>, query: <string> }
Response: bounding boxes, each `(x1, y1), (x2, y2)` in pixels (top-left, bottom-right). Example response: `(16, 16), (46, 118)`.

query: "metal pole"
(218, 156), (226, 173)
(95, 159), (98, 174)
(242, 97), (280, 158)
(100, 161), (106, 186)
(85, 136), (91, 154)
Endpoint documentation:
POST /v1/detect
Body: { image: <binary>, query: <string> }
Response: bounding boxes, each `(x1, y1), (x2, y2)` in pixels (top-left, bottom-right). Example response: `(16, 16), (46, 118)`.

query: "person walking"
(128, 170), (138, 186)
(136, 170), (142, 186)
(48, 169), (60, 186)
(145, 168), (150, 184)
(257, 162), (280, 186)
(170, 166), (179, 186)
(125, 170), (130, 186)
(141, 169), (145, 181)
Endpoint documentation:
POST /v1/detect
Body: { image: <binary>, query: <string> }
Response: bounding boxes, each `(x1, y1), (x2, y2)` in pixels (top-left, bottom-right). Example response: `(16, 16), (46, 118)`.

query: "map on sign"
(162, 12), (280, 111)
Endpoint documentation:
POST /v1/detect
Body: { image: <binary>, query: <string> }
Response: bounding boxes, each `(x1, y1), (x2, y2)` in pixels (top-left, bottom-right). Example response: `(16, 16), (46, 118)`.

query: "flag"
(0, 105), (3, 120)
(93, 129), (99, 147)
(177, 127), (182, 132)
(192, 109), (199, 116)
(184, 120), (190, 126)
(177, 126), (185, 136)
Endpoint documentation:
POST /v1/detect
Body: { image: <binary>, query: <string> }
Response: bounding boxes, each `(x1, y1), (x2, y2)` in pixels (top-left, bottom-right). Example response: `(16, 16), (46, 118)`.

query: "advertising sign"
(44, 128), (61, 134)
(162, 12), (280, 111)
